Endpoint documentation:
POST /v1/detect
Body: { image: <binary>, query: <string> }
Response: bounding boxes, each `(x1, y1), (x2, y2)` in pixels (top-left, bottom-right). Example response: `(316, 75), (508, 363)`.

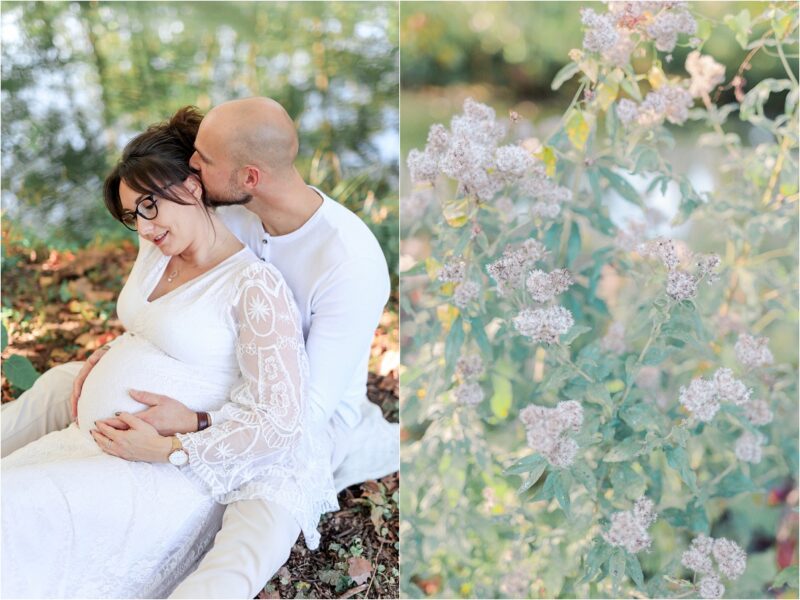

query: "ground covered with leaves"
(1, 229), (400, 599)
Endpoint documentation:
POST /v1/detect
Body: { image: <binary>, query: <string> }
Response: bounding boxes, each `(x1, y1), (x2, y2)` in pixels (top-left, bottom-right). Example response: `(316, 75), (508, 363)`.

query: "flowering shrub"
(400, 2), (798, 598)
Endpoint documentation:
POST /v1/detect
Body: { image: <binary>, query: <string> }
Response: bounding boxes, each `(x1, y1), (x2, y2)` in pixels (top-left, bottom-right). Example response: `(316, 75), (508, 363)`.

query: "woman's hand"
(96, 390), (197, 435)
(91, 413), (172, 463)
(70, 345), (112, 422)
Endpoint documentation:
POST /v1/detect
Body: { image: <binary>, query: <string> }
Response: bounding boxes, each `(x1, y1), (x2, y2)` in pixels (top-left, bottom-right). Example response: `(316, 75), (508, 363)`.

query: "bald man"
(0, 98), (398, 598)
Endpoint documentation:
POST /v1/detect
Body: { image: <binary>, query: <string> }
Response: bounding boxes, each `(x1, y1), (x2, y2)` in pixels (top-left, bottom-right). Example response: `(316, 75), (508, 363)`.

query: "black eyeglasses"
(120, 195), (159, 232)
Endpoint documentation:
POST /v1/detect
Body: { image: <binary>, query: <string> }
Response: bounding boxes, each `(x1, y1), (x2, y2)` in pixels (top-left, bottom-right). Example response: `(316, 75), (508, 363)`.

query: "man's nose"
(189, 151), (200, 172)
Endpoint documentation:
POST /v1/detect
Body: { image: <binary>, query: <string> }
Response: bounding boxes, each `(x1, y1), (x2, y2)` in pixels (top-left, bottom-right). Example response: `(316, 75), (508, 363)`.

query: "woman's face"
(118, 177), (207, 256)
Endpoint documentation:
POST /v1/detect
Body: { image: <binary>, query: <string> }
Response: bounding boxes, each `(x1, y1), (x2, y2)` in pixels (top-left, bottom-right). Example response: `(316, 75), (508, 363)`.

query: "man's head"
(188, 97), (299, 207)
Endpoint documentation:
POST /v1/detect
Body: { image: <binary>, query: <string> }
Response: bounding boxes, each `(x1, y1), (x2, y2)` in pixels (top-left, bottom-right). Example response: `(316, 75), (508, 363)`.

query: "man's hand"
(70, 345), (112, 422)
(91, 413), (173, 463)
(112, 390), (197, 436)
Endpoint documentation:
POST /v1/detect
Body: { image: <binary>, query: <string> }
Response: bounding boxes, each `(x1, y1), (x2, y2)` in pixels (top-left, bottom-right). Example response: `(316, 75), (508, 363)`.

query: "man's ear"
(242, 165), (261, 190)
(183, 174), (203, 201)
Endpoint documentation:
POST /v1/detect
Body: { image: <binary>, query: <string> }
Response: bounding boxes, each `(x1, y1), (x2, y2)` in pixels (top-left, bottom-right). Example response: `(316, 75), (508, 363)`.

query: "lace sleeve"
(176, 261), (309, 499)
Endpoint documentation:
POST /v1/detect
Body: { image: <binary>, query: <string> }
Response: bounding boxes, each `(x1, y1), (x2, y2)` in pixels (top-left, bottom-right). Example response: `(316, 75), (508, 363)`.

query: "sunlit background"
(1, 1), (399, 285)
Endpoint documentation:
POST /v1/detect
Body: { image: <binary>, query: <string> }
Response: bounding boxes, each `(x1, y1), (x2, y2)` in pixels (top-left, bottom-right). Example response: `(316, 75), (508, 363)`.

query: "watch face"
(169, 449), (188, 466)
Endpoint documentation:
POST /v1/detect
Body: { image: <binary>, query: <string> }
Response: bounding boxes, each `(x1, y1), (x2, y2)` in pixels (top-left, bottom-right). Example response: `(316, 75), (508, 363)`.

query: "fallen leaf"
(347, 556), (372, 585)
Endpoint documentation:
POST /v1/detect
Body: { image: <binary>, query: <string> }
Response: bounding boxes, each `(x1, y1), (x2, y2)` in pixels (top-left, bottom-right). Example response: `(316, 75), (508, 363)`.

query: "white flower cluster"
(513, 306), (575, 345)
(638, 238), (721, 301)
(602, 496), (658, 553)
(525, 268), (574, 303)
(734, 333), (774, 369)
(686, 51), (726, 98)
(679, 367), (765, 423)
(519, 400), (583, 468)
(582, 2), (697, 60)
(454, 353), (485, 406)
(437, 258), (466, 283)
(457, 354), (484, 380)
(486, 239), (549, 296)
(518, 162), (573, 219)
(600, 321), (627, 355)
(408, 98), (554, 203)
(682, 535), (747, 599)
(734, 430), (766, 464)
(498, 565), (531, 599)
(455, 381), (484, 406)
(453, 280), (480, 309)
(620, 84), (694, 128)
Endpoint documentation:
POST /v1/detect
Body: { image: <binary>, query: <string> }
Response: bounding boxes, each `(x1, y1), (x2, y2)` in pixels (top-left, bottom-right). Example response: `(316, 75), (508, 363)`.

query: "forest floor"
(1, 233), (399, 599)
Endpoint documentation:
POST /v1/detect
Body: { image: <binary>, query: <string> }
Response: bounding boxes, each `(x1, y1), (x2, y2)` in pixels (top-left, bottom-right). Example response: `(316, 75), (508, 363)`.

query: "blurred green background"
(1, 0), (399, 287)
(400, 1), (795, 154)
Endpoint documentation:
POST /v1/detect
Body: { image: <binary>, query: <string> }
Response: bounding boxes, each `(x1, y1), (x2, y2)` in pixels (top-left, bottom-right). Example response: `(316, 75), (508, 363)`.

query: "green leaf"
(490, 373), (513, 419)
(566, 221), (581, 267)
(571, 461), (598, 497)
(620, 402), (665, 433)
(470, 317), (492, 361)
(551, 62), (580, 91)
(772, 566), (799, 589)
(665, 446), (699, 494)
(609, 548), (626, 596)
(444, 317), (464, 380)
(561, 324), (592, 346)
(599, 167), (642, 207)
(1, 323), (7, 352)
(626, 553), (645, 590)
(581, 539), (613, 583)
(566, 110), (591, 151)
(517, 460), (548, 494)
(604, 438), (644, 462)
(642, 344), (672, 365)
(505, 453), (548, 475)
(543, 470), (572, 515)
(724, 9), (751, 48)
(3, 354), (40, 391)
(713, 468), (756, 498)
(59, 280), (72, 303)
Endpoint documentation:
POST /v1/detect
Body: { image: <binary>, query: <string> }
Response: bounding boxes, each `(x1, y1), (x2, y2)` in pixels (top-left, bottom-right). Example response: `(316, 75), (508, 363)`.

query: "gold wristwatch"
(167, 436), (189, 467)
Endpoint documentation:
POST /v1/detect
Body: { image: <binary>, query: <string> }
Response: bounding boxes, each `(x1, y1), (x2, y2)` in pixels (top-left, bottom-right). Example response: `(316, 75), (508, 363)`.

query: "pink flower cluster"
(581, 2), (697, 61)
(637, 238), (720, 301)
(679, 367), (768, 423)
(486, 239), (549, 296)
(513, 306), (575, 345)
(734, 333), (774, 369)
(519, 400), (583, 468)
(602, 496), (658, 553)
(407, 98), (571, 215)
(686, 51), (726, 98)
(525, 268), (574, 303)
(454, 354), (485, 407)
(681, 535), (747, 599)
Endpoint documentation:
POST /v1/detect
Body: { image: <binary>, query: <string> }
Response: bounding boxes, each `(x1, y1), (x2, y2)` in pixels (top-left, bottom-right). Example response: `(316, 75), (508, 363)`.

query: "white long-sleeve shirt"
(217, 187), (391, 428)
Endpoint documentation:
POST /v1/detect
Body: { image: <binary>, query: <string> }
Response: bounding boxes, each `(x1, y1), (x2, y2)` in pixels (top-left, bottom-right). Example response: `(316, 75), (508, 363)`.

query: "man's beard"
(203, 188), (253, 208)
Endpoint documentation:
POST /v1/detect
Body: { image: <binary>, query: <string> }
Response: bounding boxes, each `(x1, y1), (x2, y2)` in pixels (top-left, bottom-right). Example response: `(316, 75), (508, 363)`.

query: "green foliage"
(2, 1), (399, 285)
(401, 2), (798, 598)
(3, 353), (40, 391)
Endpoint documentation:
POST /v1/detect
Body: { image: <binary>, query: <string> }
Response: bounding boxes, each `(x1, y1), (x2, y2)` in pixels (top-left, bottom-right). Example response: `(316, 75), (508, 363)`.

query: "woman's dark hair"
(103, 106), (210, 223)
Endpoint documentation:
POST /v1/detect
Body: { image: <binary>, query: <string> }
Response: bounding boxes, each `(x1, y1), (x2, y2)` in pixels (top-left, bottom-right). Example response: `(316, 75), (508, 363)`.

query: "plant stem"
(619, 303), (671, 405)
(775, 32), (799, 87)
(556, 347), (594, 383)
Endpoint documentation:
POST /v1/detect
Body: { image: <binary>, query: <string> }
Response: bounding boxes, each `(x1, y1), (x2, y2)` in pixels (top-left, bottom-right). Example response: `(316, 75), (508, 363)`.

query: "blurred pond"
(1, 1), (399, 262)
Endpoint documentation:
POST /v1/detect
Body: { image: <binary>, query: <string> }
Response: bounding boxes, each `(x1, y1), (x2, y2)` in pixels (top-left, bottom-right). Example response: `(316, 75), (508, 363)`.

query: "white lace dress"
(1, 240), (338, 599)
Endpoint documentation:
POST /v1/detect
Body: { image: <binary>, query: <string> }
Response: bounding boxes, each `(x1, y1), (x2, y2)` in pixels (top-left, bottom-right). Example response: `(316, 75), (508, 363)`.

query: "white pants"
(1, 362), (399, 598)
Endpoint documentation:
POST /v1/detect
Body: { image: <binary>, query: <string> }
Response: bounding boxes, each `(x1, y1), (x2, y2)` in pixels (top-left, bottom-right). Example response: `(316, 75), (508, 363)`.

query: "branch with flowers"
(400, 2), (798, 598)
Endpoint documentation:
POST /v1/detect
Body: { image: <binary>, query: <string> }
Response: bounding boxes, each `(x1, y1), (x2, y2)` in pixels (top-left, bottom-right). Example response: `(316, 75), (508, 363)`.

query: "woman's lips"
(153, 231), (168, 245)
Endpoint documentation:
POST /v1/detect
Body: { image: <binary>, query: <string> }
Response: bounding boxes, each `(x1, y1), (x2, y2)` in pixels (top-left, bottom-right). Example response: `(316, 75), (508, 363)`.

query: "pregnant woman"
(1, 108), (337, 598)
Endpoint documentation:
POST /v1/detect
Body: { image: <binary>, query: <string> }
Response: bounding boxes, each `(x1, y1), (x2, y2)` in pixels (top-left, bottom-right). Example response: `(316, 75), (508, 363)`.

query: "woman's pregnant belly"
(77, 333), (234, 434)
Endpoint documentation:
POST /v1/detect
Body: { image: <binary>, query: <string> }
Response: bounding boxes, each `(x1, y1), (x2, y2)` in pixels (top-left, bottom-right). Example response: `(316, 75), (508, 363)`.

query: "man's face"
(189, 121), (252, 207)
